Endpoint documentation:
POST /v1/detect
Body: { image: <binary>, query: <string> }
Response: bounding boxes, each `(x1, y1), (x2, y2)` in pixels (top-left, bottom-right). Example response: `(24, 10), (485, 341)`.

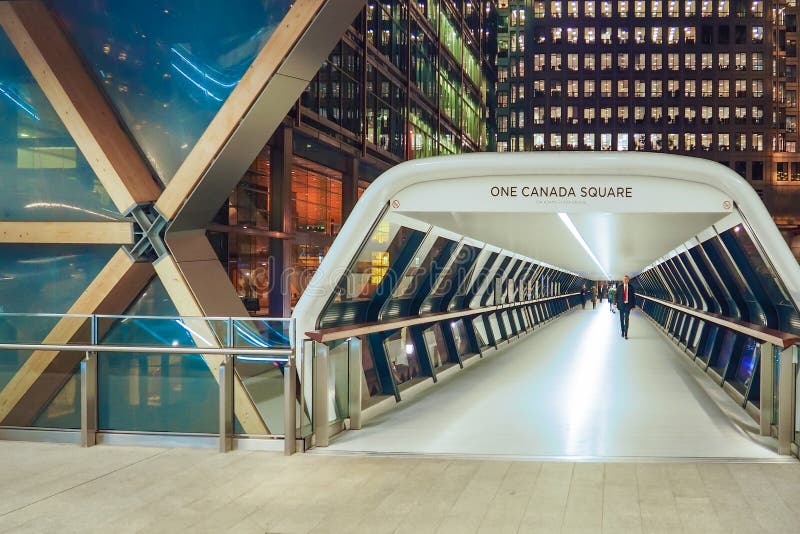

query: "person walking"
(580, 284), (587, 309)
(608, 284), (616, 312)
(615, 275), (636, 339)
(591, 284), (598, 309)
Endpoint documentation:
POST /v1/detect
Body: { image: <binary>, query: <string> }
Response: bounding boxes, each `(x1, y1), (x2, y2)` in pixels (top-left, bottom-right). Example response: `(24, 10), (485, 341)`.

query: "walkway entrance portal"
(294, 153), (800, 460)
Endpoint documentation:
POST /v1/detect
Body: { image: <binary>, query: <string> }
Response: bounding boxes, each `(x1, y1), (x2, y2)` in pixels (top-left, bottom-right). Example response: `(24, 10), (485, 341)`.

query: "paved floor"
(0, 440), (799, 533)
(326, 307), (780, 459)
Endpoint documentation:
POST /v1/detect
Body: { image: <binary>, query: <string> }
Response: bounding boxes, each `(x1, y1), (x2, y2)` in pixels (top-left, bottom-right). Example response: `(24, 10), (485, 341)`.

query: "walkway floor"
(1, 441), (799, 533)
(325, 306), (780, 459)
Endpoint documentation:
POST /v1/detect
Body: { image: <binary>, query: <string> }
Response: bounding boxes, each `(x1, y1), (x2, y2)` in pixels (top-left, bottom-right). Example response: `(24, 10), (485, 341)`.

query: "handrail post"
(80, 350), (97, 447)
(777, 344), (796, 455)
(312, 342), (330, 447)
(283, 352), (297, 455)
(759, 342), (775, 436)
(219, 355), (234, 452)
(348, 337), (362, 430)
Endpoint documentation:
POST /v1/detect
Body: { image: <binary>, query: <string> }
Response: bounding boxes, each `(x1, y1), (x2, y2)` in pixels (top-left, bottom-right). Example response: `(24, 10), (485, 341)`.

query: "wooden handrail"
(305, 292), (581, 343)
(639, 294), (800, 349)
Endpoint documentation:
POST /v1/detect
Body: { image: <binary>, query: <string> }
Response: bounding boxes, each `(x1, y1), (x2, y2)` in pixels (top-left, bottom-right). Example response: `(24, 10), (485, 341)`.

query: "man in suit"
(615, 275), (635, 339)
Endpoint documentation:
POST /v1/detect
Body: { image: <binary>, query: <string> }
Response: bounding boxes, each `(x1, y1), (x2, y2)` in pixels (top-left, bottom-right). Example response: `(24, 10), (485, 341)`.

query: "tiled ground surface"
(0, 441), (799, 533)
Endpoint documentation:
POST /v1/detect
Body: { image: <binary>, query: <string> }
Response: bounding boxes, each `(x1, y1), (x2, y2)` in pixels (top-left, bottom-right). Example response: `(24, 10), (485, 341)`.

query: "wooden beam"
(0, 249), (154, 424)
(0, 221), (132, 244)
(0, 1), (161, 213)
(155, 0), (330, 220)
(153, 254), (270, 435)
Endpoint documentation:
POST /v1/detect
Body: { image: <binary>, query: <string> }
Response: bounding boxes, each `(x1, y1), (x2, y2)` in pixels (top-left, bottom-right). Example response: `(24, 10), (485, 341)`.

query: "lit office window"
(718, 106), (730, 124)
(619, 0), (629, 16)
(551, 53), (562, 70)
(601, 79), (612, 97)
(752, 53), (764, 71)
(497, 67), (508, 83)
(550, 133), (562, 148)
(667, 105), (679, 122)
(685, 79), (696, 97)
(668, 27), (679, 44)
(668, 53), (680, 70)
(533, 133), (545, 149)
(601, 132), (612, 149)
(752, 26), (763, 43)
(601, 0), (613, 16)
(534, 1), (546, 17)
(601, 107), (612, 124)
(585, 0), (596, 16)
(584, 27), (595, 43)
(601, 27), (613, 43)
(651, 53), (663, 70)
(567, 105), (579, 124)
(735, 106), (747, 123)
(551, 1), (563, 17)
(553, 27), (563, 43)
(618, 133), (629, 150)
(498, 92), (509, 107)
(567, 133), (579, 148)
(719, 0), (729, 15)
(567, 53), (579, 70)
(618, 106), (629, 123)
(498, 115), (509, 133)
(685, 132), (696, 150)
(618, 27), (629, 43)
(497, 141), (508, 152)
(735, 79), (747, 97)
(511, 9), (518, 25)
(735, 52), (747, 70)
(787, 115), (797, 133)
(584, 107), (596, 123)
(702, 53), (714, 70)
(584, 79), (596, 96)
(651, 106), (663, 122)
(702, 80), (713, 97)
(618, 80), (629, 96)
(618, 53), (629, 69)
(635, 80), (646, 97)
(585, 54), (596, 70)
(684, 53), (696, 70)
(751, 0), (763, 17)
(777, 162), (789, 180)
(685, 0), (696, 15)
(718, 79), (730, 97)
(550, 80), (562, 96)
(701, 133), (712, 151)
(719, 133), (730, 150)
(719, 53), (730, 70)
(668, 0), (680, 16)
(634, 106), (646, 124)
(534, 54), (545, 71)
(650, 133), (663, 150)
(635, 53), (646, 70)
(568, 1), (579, 17)
(634, 133), (646, 150)
(533, 107), (545, 124)
(667, 133), (679, 151)
(601, 53), (613, 70)
(701, 0), (712, 16)
(752, 80), (764, 97)
(651, 0), (663, 16)
(735, 133), (747, 151)
(568, 27), (580, 43)
(701, 105), (713, 123)
(668, 79), (680, 97)
(684, 26), (696, 43)
(568, 80), (579, 97)
(583, 132), (596, 149)
(635, 27), (646, 44)
(635, 0), (646, 16)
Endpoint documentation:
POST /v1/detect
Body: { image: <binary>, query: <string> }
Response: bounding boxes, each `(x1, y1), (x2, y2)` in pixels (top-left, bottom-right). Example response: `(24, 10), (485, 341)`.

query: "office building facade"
(495, 0), (800, 232)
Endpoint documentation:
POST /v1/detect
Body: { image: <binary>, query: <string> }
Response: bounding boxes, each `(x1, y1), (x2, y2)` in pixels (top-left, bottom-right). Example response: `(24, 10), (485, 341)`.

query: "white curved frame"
(293, 152), (800, 348)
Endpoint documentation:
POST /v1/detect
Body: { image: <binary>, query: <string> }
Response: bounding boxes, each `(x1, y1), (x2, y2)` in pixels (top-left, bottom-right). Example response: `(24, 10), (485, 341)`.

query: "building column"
(342, 155), (360, 221)
(269, 124), (294, 317)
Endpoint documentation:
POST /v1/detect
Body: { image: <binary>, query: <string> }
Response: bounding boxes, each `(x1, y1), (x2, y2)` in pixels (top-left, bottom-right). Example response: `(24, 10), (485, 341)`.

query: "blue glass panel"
(734, 337), (758, 387)
(0, 245), (116, 391)
(49, 0), (294, 184)
(0, 28), (119, 221)
(32, 369), (81, 429)
(98, 278), (218, 433)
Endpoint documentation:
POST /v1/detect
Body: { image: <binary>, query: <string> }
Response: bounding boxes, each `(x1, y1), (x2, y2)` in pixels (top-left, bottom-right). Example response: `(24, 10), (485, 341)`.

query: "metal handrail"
(306, 291), (581, 343)
(0, 312), (293, 322)
(638, 294), (800, 349)
(0, 342), (290, 358)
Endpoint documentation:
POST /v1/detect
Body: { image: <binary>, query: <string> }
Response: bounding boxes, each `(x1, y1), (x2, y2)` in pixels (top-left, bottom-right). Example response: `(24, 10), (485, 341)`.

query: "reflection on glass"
(98, 279), (218, 433)
(384, 328), (422, 386)
(732, 337), (758, 392)
(335, 214), (421, 302)
(0, 29), (118, 221)
(236, 357), (284, 434)
(49, 0), (294, 183)
(424, 323), (453, 368)
(488, 313), (503, 341)
(32, 368), (81, 429)
(473, 317), (491, 347)
(451, 319), (474, 356)
(393, 235), (453, 299)
(362, 337), (383, 399)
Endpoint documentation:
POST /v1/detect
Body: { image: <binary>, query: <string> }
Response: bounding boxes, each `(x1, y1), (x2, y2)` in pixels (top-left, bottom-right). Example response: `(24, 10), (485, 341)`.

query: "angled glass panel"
(98, 278), (218, 433)
(48, 0), (295, 184)
(0, 244), (116, 392)
(32, 365), (81, 429)
(0, 29), (119, 221)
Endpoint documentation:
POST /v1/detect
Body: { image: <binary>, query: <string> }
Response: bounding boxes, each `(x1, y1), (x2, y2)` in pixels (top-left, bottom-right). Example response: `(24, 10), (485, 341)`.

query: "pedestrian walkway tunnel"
(294, 152), (800, 458)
